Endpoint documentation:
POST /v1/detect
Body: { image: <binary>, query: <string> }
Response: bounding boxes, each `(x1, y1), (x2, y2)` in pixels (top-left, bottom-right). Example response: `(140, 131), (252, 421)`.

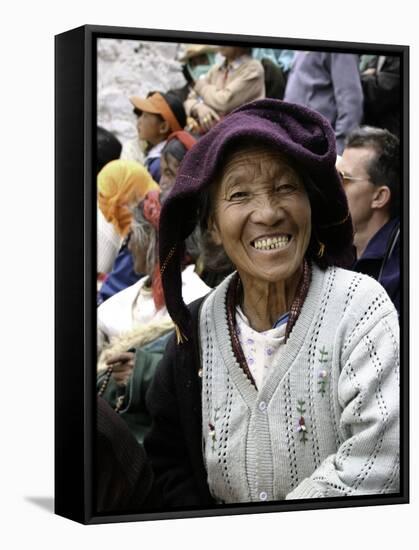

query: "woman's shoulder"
(330, 265), (388, 291)
(323, 265), (397, 318)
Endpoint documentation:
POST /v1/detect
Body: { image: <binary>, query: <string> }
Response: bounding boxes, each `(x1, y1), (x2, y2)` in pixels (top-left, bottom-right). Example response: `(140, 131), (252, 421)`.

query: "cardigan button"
(259, 491), (268, 501)
(258, 401), (267, 412)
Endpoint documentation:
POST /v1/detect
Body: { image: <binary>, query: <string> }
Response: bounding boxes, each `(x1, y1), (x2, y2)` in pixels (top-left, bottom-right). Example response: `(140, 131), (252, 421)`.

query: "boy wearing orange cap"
(130, 91), (186, 182)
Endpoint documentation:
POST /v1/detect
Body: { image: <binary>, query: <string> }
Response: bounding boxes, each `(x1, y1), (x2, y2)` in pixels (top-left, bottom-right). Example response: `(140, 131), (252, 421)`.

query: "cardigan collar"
(225, 260), (312, 387)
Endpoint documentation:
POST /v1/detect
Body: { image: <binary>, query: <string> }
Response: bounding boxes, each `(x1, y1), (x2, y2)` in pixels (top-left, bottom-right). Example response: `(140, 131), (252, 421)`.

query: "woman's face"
(159, 153), (181, 199)
(209, 146), (312, 285)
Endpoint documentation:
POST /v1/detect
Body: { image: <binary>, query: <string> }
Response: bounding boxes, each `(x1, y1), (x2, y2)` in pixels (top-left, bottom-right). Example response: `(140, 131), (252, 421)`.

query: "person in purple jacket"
(337, 126), (400, 314)
(284, 51), (363, 154)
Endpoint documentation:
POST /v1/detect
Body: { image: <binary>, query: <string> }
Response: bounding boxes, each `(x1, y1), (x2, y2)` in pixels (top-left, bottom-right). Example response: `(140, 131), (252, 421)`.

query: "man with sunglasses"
(337, 126), (400, 314)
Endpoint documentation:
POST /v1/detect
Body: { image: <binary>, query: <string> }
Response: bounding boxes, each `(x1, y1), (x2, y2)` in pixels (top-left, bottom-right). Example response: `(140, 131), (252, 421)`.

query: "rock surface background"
(97, 39), (188, 145)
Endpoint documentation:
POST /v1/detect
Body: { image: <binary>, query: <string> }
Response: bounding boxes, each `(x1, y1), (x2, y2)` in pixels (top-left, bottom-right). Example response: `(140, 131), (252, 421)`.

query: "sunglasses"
(338, 170), (370, 183)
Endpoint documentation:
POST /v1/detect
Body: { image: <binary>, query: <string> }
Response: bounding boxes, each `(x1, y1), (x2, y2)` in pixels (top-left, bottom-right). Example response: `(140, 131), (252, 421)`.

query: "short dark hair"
(97, 126), (122, 174)
(345, 126), (400, 217)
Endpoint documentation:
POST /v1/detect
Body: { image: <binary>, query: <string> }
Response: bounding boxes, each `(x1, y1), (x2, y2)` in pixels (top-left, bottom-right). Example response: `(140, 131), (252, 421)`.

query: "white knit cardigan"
(200, 265), (400, 503)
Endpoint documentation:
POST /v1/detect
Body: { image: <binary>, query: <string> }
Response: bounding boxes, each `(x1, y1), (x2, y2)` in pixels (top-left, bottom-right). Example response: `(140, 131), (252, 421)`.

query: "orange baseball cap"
(130, 92), (185, 133)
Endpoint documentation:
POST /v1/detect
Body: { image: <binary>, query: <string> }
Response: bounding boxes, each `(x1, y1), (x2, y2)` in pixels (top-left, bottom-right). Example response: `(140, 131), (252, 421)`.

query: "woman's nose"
(250, 194), (284, 225)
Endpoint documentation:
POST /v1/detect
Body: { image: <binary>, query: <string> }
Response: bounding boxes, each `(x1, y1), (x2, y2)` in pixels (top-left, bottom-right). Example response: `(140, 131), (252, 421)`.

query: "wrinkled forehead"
(218, 144), (300, 186)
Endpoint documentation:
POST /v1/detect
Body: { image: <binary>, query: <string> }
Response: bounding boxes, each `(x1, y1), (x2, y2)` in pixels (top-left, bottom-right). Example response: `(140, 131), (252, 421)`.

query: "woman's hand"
(194, 103), (220, 132)
(106, 351), (135, 386)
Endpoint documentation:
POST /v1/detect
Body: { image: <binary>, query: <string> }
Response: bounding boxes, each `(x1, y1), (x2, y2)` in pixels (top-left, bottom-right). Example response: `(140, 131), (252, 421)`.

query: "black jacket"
(143, 296), (214, 508)
(361, 55), (400, 137)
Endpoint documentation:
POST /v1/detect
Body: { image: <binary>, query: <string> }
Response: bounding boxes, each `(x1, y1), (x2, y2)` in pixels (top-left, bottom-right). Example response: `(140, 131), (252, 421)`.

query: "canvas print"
(56, 28), (406, 522)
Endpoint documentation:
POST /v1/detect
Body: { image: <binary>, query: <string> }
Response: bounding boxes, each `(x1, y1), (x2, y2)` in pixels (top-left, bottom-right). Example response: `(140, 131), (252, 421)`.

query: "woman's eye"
(228, 191), (250, 201)
(275, 183), (296, 194)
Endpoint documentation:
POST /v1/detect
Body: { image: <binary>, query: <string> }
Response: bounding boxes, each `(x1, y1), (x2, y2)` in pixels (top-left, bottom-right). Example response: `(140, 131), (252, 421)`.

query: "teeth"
(253, 236), (290, 250)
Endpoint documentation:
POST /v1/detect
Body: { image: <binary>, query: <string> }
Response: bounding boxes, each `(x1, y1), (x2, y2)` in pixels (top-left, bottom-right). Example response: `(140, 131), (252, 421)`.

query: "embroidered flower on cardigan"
(209, 408), (220, 452)
(317, 346), (329, 396)
(296, 399), (308, 443)
(208, 423), (216, 437)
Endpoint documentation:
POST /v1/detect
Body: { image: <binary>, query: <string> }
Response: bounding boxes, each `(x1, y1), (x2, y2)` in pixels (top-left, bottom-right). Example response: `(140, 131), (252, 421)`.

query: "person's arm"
(184, 68), (220, 131)
(330, 53), (364, 153)
(184, 87), (201, 118)
(194, 60), (265, 114)
(184, 64), (221, 117)
(286, 308), (399, 499)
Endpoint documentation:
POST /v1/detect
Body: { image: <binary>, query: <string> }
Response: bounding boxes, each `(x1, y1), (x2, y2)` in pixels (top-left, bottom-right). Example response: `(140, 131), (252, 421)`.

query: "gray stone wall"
(97, 39), (187, 145)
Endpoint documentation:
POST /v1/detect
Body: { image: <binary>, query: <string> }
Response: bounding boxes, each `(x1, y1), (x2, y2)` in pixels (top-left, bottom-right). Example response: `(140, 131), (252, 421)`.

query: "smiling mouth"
(251, 235), (291, 251)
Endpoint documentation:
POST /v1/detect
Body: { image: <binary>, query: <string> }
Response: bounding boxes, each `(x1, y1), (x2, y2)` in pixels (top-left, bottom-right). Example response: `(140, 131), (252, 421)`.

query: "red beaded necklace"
(225, 259), (312, 388)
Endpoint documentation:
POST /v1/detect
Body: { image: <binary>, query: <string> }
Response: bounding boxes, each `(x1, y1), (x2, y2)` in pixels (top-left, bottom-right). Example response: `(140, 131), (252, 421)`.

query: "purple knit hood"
(159, 98), (353, 342)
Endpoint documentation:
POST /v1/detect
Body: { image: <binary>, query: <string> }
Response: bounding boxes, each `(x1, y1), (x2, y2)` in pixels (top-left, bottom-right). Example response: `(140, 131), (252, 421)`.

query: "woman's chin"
(239, 263), (302, 287)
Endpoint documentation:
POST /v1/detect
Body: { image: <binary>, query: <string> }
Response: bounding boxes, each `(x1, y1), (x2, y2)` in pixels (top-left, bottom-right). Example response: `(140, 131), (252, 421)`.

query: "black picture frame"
(55, 24), (409, 525)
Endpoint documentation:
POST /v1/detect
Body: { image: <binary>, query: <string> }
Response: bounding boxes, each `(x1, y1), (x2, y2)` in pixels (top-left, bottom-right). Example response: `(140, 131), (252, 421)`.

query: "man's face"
(337, 147), (378, 233)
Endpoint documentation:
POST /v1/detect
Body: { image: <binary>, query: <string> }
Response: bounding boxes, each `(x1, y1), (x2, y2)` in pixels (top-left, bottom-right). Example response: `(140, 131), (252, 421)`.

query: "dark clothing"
(96, 396), (155, 513)
(97, 347), (164, 445)
(361, 55), (400, 137)
(143, 297), (215, 508)
(97, 243), (141, 305)
(145, 156), (161, 183)
(261, 58), (286, 100)
(353, 217), (400, 314)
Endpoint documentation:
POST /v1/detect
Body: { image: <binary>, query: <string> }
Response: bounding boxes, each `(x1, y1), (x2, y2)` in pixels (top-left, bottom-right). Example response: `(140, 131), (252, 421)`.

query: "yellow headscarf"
(97, 160), (159, 237)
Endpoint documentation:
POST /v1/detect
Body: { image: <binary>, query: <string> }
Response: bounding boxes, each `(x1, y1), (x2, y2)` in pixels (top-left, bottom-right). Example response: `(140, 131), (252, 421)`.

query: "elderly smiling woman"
(139, 99), (400, 507)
